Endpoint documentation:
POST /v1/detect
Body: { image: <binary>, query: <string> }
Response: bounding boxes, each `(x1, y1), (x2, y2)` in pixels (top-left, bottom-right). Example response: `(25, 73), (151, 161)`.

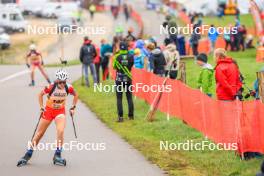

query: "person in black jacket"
(150, 48), (166, 76)
(79, 36), (98, 87)
(113, 42), (134, 122)
(190, 24), (201, 56)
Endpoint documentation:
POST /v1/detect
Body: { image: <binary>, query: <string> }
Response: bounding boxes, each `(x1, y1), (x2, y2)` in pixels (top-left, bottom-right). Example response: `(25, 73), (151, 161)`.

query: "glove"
(26, 63), (30, 68)
(69, 105), (76, 116)
(40, 107), (45, 113)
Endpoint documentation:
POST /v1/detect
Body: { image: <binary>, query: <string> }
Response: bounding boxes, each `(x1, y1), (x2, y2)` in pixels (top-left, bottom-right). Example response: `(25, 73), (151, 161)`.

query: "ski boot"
(128, 116), (134, 120)
(53, 152), (66, 166)
(117, 117), (124, 123)
(17, 150), (32, 167)
(29, 80), (35, 87)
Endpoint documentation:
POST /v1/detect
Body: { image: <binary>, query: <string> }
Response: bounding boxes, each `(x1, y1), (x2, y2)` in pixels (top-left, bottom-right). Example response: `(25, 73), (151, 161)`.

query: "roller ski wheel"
(17, 153), (31, 167)
(53, 154), (66, 166)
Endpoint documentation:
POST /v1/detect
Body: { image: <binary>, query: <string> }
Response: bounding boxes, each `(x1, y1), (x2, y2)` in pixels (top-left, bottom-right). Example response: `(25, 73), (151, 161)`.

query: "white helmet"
(55, 69), (69, 81)
(29, 44), (36, 50)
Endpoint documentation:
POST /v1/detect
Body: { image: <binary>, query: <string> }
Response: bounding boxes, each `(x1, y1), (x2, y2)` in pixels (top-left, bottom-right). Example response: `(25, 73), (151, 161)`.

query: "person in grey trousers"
(80, 36), (98, 87)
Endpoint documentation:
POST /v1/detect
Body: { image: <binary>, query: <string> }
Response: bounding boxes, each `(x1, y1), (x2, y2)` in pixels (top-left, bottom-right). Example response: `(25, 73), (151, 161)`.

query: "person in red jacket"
(214, 48), (242, 100)
(94, 44), (101, 83)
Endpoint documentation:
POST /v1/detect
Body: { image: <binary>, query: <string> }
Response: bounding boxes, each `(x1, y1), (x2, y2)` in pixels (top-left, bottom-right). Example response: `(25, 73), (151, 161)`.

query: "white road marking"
(0, 69), (30, 83)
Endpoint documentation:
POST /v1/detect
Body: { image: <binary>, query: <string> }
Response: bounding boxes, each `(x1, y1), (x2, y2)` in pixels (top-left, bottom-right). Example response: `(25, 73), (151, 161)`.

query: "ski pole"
(70, 113), (77, 139)
(31, 112), (43, 141)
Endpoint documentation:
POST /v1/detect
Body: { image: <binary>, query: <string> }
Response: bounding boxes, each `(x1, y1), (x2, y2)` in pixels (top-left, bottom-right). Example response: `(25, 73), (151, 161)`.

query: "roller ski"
(53, 152), (66, 166)
(17, 150), (33, 167)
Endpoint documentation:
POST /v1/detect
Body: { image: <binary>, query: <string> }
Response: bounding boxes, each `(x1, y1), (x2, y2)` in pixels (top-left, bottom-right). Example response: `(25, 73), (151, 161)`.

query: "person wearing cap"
(196, 53), (214, 97)
(113, 41), (134, 122)
(134, 48), (144, 69)
(214, 48), (242, 100)
(79, 36), (98, 87)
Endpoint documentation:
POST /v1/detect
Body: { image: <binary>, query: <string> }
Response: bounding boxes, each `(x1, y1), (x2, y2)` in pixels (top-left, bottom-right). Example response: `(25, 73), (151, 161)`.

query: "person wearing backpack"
(80, 36), (98, 87)
(17, 69), (78, 167)
(113, 42), (134, 122)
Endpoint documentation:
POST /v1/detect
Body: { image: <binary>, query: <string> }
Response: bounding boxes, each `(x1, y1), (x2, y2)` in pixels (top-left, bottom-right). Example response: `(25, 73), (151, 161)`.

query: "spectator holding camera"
(214, 48), (242, 101)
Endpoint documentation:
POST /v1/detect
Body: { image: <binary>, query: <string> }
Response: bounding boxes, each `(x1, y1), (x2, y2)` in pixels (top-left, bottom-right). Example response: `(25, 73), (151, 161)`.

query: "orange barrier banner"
(132, 68), (264, 154)
(256, 46), (264, 62)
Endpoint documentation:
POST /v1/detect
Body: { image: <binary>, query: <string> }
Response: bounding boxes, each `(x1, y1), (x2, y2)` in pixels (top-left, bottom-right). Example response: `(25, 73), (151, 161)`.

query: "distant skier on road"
(26, 44), (51, 86)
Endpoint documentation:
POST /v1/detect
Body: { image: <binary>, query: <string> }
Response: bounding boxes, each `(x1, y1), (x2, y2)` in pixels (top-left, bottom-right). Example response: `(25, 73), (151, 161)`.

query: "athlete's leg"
(31, 118), (52, 147)
(83, 64), (90, 87)
(125, 82), (134, 119)
(17, 113), (52, 166)
(116, 81), (123, 122)
(89, 63), (98, 84)
(54, 114), (66, 148)
(29, 65), (36, 86)
(38, 65), (51, 83)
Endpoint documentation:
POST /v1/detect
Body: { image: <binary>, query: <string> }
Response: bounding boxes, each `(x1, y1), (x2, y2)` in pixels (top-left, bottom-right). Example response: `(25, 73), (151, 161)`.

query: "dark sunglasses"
(58, 81), (66, 85)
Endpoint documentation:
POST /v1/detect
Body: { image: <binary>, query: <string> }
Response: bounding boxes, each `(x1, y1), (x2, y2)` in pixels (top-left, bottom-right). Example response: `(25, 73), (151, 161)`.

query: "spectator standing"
(150, 48), (166, 76)
(196, 53), (214, 97)
(177, 32), (186, 56)
(89, 3), (96, 20)
(123, 3), (130, 21)
(94, 45), (101, 83)
(237, 25), (247, 51)
(125, 28), (136, 42)
(100, 39), (113, 81)
(113, 42), (134, 122)
(146, 42), (156, 71)
(214, 48), (242, 100)
(224, 29), (232, 51)
(133, 48), (145, 69)
(208, 25), (219, 52)
(163, 44), (180, 79)
(190, 24), (201, 56)
(79, 37), (98, 87)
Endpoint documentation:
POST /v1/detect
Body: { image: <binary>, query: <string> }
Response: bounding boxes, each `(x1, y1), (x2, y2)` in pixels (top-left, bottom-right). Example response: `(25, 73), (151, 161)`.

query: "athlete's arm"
(70, 86), (78, 108)
(39, 91), (45, 111)
(69, 93), (78, 116)
(69, 86), (78, 116)
(25, 54), (30, 68)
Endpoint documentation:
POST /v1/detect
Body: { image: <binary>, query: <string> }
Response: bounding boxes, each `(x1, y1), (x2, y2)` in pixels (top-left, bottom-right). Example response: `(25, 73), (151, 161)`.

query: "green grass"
(0, 41), (30, 64)
(185, 48), (263, 98)
(46, 59), (81, 67)
(73, 48), (263, 175)
(202, 14), (254, 28)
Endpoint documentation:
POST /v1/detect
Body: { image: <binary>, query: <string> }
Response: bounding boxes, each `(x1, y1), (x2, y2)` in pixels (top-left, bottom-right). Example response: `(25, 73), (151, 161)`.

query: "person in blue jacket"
(208, 24), (219, 52)
(133, 48), (145, 69)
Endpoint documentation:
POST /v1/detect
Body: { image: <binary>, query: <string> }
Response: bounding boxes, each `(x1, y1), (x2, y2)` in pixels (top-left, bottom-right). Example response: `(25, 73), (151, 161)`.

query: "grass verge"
(46, 59), (81, 67)
(73, 77), (262, 176)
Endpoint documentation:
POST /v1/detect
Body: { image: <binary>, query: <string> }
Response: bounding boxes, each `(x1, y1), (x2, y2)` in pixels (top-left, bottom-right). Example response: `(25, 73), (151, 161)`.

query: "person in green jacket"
(196, 53), (214, 97)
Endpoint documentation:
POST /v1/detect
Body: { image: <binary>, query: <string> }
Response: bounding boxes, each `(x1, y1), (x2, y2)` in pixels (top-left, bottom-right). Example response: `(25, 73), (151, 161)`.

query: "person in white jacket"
(163, 43), (180, 79)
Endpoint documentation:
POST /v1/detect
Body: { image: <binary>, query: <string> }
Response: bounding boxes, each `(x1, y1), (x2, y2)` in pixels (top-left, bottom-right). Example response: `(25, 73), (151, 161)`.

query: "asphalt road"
(0, 65), (165, 176)
(0, 2), (167, 176)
